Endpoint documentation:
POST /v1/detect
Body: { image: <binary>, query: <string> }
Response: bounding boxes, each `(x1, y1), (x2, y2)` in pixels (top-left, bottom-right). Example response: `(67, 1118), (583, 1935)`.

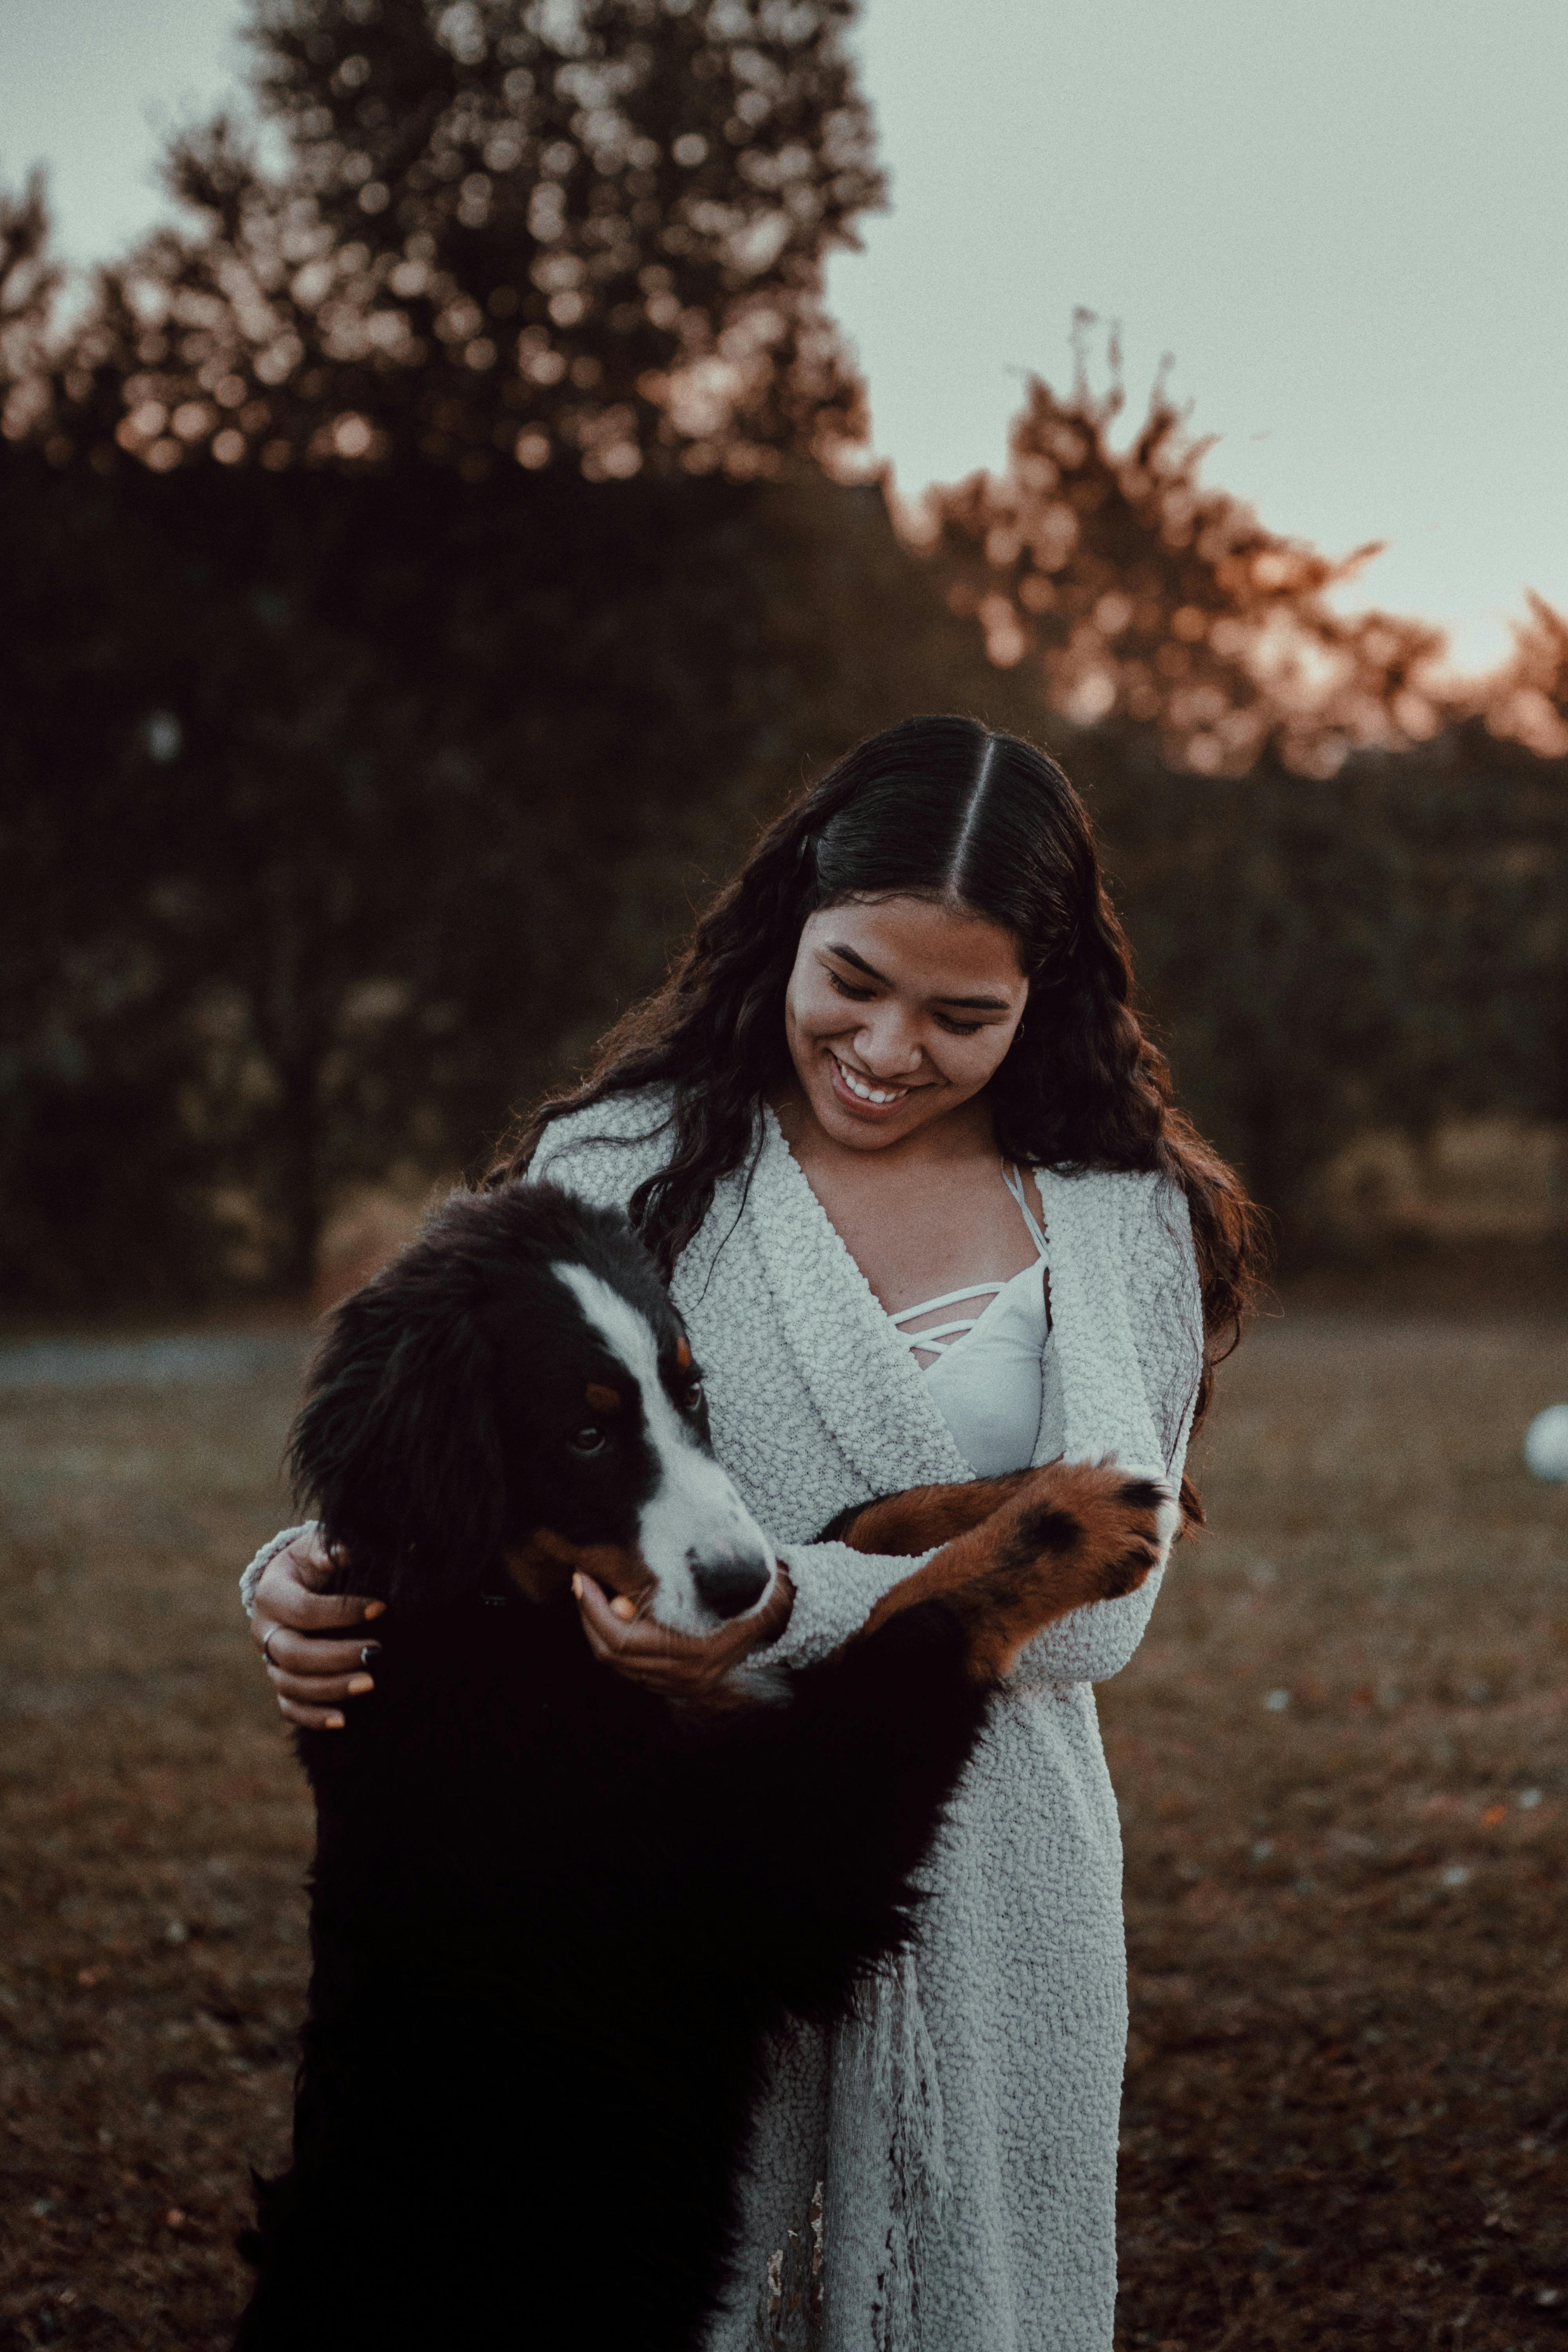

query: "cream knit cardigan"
(244, 1090), (1203, 2352)
(534, 1094), (1202, 2352)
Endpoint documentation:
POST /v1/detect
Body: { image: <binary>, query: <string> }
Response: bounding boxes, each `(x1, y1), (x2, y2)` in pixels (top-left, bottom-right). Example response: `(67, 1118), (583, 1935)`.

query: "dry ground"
(1103, 1274), (1568, 2352)
(1, 1268), (1566, 2349)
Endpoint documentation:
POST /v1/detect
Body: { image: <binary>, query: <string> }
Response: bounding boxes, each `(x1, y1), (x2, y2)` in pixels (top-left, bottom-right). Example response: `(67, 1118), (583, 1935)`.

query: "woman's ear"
(289, 1287), (508, 1614)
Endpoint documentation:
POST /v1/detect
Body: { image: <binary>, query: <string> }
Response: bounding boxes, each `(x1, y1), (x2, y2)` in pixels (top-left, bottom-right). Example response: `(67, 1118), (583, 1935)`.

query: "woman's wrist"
(240, 1523), (318, 1618)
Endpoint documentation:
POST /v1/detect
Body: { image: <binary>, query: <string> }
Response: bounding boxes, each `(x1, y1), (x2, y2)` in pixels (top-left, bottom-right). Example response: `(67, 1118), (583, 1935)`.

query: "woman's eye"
(827, 971), (874, 1001)
(569, 1426), (606, 1455)
(936, 1016), (984, 1037)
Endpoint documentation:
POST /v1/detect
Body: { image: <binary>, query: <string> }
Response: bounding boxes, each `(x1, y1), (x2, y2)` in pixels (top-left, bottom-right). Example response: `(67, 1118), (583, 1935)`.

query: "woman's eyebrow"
(822, 941), (887, 983)
(821, 942), (1012, 1012)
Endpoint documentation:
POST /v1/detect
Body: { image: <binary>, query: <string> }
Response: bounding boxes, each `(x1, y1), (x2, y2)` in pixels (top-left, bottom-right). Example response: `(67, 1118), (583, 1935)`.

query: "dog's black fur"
(235, 1181), (1157, 2350)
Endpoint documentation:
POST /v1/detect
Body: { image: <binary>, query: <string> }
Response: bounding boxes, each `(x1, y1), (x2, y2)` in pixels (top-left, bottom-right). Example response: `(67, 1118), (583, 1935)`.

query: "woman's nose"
(856, 1013), (923, 1077)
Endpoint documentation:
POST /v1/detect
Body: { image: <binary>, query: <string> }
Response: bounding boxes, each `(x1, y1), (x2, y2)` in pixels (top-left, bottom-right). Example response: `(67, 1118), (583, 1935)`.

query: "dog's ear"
(288, 1283), (509, 1614)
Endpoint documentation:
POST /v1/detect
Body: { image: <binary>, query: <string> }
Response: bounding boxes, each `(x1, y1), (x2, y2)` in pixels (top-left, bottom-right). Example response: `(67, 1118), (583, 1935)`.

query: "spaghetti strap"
(888, 1281), (1008, 1327)
(1002, 1162), (1049, 1260)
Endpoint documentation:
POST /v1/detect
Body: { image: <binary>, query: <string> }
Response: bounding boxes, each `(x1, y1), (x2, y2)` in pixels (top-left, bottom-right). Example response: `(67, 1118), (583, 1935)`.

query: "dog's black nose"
(691, 1553), (772, 1621)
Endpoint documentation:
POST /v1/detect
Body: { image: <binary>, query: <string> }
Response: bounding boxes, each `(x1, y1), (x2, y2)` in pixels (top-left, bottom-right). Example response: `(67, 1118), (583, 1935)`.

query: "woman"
(243, 715), (1260, 2352)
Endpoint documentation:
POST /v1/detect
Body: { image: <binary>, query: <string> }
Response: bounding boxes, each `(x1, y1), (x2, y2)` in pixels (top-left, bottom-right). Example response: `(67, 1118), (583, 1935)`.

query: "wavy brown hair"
(493, 715), (1265, 1444)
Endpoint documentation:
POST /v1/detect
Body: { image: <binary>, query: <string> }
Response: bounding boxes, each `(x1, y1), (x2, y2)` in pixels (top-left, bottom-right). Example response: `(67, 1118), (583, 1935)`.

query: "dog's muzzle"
(690, 1550), (774, 1621)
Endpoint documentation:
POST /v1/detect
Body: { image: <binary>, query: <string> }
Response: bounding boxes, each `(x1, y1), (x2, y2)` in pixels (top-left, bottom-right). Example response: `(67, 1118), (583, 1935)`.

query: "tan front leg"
(858, 1460), (1179, 1682)
(824, 1467), (1044, 1558)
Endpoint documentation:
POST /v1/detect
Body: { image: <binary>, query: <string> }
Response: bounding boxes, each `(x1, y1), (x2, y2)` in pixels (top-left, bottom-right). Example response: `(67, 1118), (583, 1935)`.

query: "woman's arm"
(1011, 1174), (1203, 1690)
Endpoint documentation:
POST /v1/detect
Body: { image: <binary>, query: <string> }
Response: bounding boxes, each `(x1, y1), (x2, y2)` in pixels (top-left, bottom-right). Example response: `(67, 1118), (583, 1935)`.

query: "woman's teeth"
(832, 1055), (906, 1106)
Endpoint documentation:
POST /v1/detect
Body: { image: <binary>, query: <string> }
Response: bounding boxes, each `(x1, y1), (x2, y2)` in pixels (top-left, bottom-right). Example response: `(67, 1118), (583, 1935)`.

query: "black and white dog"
(235, 1179), (1176, 2351)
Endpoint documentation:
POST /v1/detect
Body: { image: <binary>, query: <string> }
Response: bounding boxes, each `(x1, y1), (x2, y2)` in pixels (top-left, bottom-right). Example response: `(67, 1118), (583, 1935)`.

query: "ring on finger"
(262, 1626), (282, 1668)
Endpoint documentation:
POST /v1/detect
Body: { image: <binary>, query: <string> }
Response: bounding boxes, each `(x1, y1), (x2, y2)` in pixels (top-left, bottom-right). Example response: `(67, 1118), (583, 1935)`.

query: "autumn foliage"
(925, 332), (1451, 779)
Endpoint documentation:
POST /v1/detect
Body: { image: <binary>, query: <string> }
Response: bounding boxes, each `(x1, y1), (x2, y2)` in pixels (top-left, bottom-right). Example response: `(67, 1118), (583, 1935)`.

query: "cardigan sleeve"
(744, 1536), (946, 1676)
(1010, 1174), (1203, 1692)
(1124, 1173), (1205, 1485)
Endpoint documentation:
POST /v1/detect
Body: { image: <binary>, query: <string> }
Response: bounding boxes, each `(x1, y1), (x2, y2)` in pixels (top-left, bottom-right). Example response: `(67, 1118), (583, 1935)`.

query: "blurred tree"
(0, 445), (803, 1297)
(0, 171), (59, 443)
(55, 0), (880, 484)
(923, 325), (1450, 778)
(1069, 714), (1568, 1244)
(1479, 592), (1568, 760)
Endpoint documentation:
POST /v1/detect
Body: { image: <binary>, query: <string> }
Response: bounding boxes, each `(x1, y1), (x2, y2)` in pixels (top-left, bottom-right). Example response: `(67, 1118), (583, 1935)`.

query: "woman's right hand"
(251, 1531), (386, 1730)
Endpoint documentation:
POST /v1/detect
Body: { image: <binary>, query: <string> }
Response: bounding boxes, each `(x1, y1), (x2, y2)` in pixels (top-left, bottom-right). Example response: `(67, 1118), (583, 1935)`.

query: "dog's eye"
(569, 1426), (606, 1456)
(681, 1378), (704, 1412)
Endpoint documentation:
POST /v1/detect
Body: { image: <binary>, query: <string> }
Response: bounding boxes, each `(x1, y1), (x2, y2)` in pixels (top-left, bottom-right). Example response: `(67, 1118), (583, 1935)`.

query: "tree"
(922, 327), (1449, 778)
(54, 0), (881, 485)
(0, 171), (62, 458)
(1480, 592), (1568, 760)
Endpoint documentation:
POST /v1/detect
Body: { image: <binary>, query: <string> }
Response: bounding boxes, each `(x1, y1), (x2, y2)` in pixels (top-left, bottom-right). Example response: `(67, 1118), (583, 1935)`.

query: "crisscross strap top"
(886, 1162), (1058, 1477)
(887, 1163), (1049, 1363)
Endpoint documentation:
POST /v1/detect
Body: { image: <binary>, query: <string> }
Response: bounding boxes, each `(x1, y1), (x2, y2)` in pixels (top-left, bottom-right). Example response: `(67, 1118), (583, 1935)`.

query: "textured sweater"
(243, 1092), (1202, 2350)
(531, 1095), (1203, 2352)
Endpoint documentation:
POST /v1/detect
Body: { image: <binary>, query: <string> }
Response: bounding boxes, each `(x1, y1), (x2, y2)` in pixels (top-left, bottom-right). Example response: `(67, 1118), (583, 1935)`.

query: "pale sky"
(4, 0), (1565, 677)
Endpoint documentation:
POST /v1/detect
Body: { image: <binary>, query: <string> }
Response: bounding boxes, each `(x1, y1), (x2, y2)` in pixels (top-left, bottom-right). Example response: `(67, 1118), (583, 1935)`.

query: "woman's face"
(783, 895), (1029, 1152)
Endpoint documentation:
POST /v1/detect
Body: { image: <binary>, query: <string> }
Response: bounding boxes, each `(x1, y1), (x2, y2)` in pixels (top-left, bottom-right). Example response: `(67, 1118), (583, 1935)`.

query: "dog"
(234, 1178), (1177, 2350)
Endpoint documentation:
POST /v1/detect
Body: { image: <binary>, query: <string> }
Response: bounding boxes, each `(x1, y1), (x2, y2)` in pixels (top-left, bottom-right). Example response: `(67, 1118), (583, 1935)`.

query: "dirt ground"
(1, 1265), (1566, 2349)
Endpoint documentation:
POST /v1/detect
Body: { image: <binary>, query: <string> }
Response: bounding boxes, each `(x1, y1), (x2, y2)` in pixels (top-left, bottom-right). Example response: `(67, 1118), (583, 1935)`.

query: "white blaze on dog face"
(551, 1265), (777, 1635)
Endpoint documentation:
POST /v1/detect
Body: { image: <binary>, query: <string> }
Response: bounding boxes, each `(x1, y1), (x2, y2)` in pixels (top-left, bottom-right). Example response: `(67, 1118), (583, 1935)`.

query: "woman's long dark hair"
(494, 715), (1265, 1438)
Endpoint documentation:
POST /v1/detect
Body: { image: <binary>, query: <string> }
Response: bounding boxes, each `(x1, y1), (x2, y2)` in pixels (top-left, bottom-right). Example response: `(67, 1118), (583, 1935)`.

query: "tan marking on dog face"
(584, 1381), (621, 1416)
(505, 1528), (656, 1611)
(675, 1334), (691, 1371)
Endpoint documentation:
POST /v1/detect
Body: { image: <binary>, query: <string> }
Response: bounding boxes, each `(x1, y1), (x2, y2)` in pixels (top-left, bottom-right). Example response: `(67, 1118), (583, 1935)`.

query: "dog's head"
(288, 1179), (776, 1631)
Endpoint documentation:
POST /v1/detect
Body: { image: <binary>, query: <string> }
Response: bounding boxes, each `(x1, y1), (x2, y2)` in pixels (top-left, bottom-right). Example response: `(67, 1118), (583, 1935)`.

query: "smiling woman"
(242, 713), (1265, 2352)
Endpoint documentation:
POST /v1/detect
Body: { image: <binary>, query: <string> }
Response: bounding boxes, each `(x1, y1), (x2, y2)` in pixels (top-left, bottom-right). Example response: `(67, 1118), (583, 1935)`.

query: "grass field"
(2, 1270), (1566, 2349)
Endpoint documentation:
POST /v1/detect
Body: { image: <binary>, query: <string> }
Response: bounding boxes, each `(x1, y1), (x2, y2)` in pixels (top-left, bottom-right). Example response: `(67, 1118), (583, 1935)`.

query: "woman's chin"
(808, 1066), (922, 1146)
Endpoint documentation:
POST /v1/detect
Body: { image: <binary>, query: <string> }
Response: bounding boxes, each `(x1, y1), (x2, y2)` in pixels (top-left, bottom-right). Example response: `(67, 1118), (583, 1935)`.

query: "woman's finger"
(574, 1575), (708, 1663)
(574, 1570), (790, 1688)
(284, 1530), (339, 1586)
(252, 1550), (385, 1638)
(276, 1694), (348, 1731)
(257, 1625), (379, 1681)
(268, 1666), (376, 1706)
(274, 1584), (384, 1632)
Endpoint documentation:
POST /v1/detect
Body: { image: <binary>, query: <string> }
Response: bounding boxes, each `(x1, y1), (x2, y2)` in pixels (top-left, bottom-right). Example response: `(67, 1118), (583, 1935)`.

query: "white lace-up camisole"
(886, 1162), (1065, 1478)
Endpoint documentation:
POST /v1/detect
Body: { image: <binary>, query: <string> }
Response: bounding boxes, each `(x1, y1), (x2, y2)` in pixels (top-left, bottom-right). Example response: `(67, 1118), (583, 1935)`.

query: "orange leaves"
(918, 357), (1457, 777)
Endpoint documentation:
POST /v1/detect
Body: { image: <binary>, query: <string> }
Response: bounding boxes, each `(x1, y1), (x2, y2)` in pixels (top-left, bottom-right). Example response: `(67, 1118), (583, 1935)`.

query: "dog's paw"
(993, 1465), (1176, 1602)
(943, 1461), (1179, 1679)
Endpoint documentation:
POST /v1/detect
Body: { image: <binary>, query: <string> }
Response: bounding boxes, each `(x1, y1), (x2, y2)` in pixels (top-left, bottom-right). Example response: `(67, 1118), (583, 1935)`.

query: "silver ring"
(262, 1626), (281, 1668)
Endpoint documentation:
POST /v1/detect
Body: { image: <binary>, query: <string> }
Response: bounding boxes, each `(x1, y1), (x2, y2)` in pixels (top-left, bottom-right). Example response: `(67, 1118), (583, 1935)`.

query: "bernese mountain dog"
(234, 1178), (1176, 2351)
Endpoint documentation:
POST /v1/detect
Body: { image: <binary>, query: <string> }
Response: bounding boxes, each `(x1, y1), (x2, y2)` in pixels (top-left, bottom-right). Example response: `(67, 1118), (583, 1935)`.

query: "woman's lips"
(826, 1050), (916, 1114)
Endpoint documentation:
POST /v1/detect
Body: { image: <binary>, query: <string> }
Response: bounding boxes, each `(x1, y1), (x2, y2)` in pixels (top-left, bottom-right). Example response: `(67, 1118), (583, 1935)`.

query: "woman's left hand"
(574, 1566), (794, 1704)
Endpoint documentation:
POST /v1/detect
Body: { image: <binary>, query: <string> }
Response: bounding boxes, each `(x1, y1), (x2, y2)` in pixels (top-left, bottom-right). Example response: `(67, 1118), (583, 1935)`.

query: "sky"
(3, 0), (1564, 677)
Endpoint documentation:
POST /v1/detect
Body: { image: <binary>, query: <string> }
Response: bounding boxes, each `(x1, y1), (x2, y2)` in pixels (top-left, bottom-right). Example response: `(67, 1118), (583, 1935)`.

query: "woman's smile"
(827, 1050), (922, 1113)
